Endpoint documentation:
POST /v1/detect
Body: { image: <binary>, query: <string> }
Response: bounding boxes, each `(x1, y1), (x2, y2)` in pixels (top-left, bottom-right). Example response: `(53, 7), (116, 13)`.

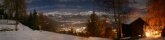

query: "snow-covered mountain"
(44, 11), (109, 16)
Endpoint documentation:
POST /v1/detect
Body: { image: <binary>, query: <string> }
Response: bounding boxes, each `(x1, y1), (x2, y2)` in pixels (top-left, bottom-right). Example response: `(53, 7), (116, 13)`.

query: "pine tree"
(86, 11), (100, 37)
(27, 10), (38, 30)
(37, 13), (57, 32)
(0, 4), (4, 19)
(32, 10), (38, 30)
(27, 12), (33, 29)
(0, 4), (8, 19)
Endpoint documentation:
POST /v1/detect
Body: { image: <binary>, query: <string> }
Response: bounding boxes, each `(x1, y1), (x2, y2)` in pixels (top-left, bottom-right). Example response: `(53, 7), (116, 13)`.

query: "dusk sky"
(0, 0), (147, 15)
(26, 0), (147, 14)
(26, 0), (102, 12)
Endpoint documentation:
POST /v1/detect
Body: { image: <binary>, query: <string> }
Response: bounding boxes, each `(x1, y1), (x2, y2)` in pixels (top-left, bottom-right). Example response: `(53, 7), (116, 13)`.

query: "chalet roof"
(123, 17), (146, 24)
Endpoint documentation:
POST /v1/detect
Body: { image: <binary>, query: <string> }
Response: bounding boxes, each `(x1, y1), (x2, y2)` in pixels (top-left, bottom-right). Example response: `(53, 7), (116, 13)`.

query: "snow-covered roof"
(0, 20), (32, 31)
(0, 20), (17, 25)
(123, 17), (146, 24)
(123, 17), (139, 24)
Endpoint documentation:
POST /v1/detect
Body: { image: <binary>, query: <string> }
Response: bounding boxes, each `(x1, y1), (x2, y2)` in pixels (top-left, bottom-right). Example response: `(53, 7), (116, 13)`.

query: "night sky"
(26, 0), (101, 12)
(0, 0), (147, 13)
(26, 0), (147, 16)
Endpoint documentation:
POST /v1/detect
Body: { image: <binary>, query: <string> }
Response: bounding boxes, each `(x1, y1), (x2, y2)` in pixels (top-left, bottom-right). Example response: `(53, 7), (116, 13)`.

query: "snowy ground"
(0, 20), (111, 40)
(138, 37), (165, 40)
(0, 31), (112, 40)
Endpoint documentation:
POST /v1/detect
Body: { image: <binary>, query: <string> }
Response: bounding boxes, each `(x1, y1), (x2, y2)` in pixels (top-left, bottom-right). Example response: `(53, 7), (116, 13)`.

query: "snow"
(0, 20), (32, 31)
(0, 31), (111, 40)
(0, 20), (111, 40)
(138, 37), (165, 40)
(0, 20), (17, 25)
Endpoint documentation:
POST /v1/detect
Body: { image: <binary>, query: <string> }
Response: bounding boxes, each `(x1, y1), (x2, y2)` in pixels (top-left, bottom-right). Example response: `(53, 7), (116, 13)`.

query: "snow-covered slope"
(139, 37), (165, 40)
(0, 20), (110, 40)
(0, 31), (111, 40)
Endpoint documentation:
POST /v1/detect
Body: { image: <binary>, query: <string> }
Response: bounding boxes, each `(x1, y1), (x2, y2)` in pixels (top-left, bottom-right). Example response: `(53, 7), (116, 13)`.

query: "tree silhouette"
(0, 4), (8, 19)
(3, 0), (27, 19)
(86, 11), (100, 37)
(37, 13), (57, 32)
(27, 10), (38, 30)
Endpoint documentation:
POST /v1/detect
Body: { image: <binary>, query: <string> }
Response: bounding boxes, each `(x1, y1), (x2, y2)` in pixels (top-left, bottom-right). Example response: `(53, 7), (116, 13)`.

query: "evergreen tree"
(86, 11), (100, 37)
(32, 10), (38, 30)
(27, 10), (38, 30)
(0, 4), (7, 19)
(27, 12), (33, 29)
(0, 4), (4, 19)
(86, 11), (111, 37)
(37, 13), (57, 32)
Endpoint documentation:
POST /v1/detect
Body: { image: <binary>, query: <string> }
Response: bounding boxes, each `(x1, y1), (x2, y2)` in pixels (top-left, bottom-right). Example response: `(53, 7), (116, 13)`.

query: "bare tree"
(3, 0), (27, 19)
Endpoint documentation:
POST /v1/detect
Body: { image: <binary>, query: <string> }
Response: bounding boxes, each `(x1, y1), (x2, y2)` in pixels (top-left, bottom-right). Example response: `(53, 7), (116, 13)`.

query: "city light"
(75, 27), (86, 33)
(145, 30), (161, 38)
(57, 27), (87, 33)
(144, 26), (162, 38)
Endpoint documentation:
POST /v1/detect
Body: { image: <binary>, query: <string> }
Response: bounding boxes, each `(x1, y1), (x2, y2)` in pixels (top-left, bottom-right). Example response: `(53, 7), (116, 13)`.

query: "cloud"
(26, 0), (33, 3)
(55, 4), (67, 8)
(58, 0), (70, 2)
(55, 4), (83, 9)
(57, 0), (89, 2)
(27, 5), (52, 11)
(0, 0), (3, 4)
